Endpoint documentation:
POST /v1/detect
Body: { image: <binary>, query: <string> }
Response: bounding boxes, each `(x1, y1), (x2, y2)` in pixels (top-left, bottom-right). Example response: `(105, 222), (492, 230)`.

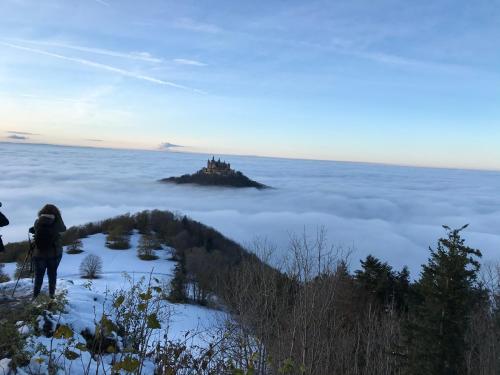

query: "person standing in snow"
(29, 204), (67, 299)
(0, 202), (9, 253)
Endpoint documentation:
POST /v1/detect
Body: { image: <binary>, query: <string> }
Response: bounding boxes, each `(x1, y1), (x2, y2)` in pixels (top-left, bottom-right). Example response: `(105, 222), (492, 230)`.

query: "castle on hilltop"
(161, 155), (267, 189)
(203, 156), (234, 175)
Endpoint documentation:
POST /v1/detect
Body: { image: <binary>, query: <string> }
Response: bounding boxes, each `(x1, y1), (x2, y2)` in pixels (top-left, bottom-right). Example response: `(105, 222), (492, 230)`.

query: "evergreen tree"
(168, 264), (187, 302)
(168, 249), (188, 302)
(394, 266), (411, 312)
(408, 225), (482, 375)
(355, 254), (395, 305)
(335, 260), (351, 280)
(356, 255), (412, 311)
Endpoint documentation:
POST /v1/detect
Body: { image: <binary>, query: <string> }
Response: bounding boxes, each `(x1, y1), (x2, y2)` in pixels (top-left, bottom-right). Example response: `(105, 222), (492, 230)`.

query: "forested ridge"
(1, 211), (498, 374)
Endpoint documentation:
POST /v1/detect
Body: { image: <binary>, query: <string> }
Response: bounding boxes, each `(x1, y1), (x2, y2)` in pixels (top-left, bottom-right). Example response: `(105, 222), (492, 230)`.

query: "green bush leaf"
(100, 315), (116, 334)
(113, 356), (140, 372)
(75, 342), (88, 352)
(152, 286), (162, 293)
(53, 325), (74, 339)
(147, 313), (161, 329)
(139, 290), (152, 301)
(113, 295), (125, 308)
(64, 349), (80, 360)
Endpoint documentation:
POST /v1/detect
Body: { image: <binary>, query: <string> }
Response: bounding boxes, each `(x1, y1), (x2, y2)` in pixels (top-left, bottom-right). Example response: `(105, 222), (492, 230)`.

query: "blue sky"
(0, 0), (499, 170)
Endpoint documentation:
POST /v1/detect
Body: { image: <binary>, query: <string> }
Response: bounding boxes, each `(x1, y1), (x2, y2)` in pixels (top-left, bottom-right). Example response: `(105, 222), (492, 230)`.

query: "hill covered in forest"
(0, 212), (497, 374)
(160, 157), (268, 189)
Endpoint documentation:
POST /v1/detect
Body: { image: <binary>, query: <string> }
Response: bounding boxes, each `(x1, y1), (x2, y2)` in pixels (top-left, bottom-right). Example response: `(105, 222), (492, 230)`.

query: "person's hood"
(38, 214), (55, 225)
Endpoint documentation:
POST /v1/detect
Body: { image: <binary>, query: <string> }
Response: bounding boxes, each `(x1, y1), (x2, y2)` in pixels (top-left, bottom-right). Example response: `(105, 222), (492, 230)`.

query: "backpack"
(35, 221), (58, 253)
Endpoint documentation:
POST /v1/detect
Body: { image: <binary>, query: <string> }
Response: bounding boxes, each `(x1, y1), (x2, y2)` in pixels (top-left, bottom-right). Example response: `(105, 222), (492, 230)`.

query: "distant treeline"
(1, 211), (498, 374)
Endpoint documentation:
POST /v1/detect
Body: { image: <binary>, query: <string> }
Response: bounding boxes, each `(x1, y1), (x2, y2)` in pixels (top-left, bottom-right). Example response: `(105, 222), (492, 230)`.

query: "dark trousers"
(33, 255), (61, 298)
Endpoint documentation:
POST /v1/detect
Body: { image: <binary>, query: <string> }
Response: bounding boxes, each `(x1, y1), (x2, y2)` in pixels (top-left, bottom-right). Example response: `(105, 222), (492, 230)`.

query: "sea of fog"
(1, 142), (499, 276)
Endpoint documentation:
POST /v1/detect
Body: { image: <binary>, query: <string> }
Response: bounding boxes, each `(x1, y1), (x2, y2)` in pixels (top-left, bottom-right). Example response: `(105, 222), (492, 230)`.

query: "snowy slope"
(0, 232), (224, 374)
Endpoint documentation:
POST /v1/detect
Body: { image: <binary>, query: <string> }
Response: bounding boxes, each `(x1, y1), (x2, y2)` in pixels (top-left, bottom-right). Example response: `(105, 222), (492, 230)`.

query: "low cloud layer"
(7, 134), (28, 140)
(7, 130), (38, 136)
(1, 143), (499, 277)
(159, 142), (183, 151)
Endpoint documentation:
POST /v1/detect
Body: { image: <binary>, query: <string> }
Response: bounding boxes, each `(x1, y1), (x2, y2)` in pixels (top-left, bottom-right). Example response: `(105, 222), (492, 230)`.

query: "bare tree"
(216, 229), (405, 375)
(80, 254), (103, 279)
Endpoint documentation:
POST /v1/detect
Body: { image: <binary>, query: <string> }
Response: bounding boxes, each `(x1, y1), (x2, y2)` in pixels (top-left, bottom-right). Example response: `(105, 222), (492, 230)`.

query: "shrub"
(80, 254), (103, 279)
(14, 256), (33, 279)
(101, 214), (135, 235)
(0, 308), (30, 369)
(105, 227), (130, 250)
(66, 239), (84, 254)
(137, 233), (160, 261)
(0, 263), (10, 283)
(0, 241), (29, 263)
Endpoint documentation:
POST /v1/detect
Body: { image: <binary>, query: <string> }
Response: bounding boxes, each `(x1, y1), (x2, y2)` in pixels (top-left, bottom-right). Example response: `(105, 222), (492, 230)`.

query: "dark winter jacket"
(30, 214), (67, 258)
(0, 212), (8, 227)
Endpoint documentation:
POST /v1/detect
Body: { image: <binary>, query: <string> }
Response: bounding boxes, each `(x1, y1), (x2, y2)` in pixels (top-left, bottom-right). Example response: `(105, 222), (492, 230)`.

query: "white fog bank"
(1, 142), (499, 276)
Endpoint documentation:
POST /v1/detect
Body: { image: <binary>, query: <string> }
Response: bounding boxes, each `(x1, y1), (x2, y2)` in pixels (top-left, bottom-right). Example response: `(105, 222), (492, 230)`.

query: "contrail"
(0, 41), (204, 93)
(15, 39), (163, 63)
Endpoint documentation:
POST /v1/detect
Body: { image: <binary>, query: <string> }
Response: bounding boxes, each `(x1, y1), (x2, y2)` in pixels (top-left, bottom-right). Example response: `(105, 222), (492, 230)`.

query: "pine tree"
(394, 266), (411, 311)
(168, 249), (188, 302)
(168, 263), (187, 302)
(408, 225), (482, 375)
(355, 254), (395, 305)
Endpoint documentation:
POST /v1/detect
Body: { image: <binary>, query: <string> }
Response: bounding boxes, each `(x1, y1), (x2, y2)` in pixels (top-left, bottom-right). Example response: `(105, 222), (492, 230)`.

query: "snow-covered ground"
(0, 232), (225, 374)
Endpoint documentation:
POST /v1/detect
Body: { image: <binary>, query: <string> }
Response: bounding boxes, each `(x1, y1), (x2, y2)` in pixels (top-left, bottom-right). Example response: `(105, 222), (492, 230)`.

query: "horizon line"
(1, 140), (499, 174)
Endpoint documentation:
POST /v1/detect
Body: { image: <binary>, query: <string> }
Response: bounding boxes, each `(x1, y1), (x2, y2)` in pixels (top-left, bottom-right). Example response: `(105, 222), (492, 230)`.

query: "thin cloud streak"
(7, 130), (39, 135)
(93, 0), (110, 6)
(173, 58), (207, 67)
(351, 50), (471, 73)
(173, 18), (222, 34)
(15, 39), (163, 63)
(0, 41), (204, 93)
(276, 37), (472, 74)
